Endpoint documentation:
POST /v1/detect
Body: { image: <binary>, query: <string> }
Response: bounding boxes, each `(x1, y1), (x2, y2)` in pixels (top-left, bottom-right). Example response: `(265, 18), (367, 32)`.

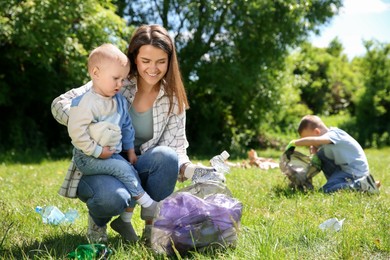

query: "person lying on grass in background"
(285, 115), (379, 194)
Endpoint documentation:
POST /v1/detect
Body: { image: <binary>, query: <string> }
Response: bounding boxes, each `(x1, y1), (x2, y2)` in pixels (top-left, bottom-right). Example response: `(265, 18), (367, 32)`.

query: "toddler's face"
(93, 61), (130, 97)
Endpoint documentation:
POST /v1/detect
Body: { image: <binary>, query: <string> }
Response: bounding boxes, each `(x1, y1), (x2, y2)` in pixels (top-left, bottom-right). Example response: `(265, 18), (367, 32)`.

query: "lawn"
(0, 148), (389, 259)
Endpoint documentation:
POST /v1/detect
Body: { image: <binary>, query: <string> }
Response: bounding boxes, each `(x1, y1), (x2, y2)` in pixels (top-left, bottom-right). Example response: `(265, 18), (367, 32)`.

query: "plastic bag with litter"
(279, 150), (321, 190)
(151, 151), (242, 256)
(151, 191), (242, 255)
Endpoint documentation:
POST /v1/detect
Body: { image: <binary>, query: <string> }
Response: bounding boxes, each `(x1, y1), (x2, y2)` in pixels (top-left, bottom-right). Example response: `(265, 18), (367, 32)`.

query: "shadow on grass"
(1, 233), (85, 259)
(0, 231), (230, 260)
(270, 184), (315, 198)
(0, 232), (135, 259)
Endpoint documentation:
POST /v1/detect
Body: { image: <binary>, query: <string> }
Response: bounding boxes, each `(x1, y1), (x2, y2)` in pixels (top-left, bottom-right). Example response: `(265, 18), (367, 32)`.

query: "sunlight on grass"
(0, 148), (389, 259)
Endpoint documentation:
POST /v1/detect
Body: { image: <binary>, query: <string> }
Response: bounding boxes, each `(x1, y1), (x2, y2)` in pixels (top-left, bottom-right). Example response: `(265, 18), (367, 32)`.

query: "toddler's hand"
(99, 146), (115, 159)
(128, 149), (137, 164)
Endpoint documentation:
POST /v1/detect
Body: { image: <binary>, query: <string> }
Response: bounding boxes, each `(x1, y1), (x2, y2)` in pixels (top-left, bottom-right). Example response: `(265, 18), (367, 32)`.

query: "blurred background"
(1, 0), (389, 161)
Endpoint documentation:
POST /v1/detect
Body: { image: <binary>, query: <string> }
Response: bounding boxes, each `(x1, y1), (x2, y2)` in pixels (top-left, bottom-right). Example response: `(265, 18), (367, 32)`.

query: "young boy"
(67, 43), (157, 242)
(285, 115), (379, 194)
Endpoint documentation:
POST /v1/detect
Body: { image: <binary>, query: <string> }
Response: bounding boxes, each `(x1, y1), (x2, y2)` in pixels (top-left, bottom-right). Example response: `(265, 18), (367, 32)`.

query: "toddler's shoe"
(110, 217), (139, 242)
(140, 201), (158, 220)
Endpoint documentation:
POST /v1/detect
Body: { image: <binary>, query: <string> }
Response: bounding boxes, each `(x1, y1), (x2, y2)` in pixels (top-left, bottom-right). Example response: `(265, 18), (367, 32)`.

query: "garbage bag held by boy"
(279, 150), (321, 190)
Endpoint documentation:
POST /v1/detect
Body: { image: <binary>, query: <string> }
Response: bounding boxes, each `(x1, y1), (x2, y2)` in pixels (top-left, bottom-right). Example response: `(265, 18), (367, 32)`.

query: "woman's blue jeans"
(76, 146), (179, 226)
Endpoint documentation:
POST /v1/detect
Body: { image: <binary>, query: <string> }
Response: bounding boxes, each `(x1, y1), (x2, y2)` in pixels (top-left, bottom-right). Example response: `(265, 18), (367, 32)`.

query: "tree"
(0, 0), (131, 155)
(288, 39), (359, 116)
(354, 40), (390, 147)
(121, 0), (343, 154)
(0, 0), (344, 157)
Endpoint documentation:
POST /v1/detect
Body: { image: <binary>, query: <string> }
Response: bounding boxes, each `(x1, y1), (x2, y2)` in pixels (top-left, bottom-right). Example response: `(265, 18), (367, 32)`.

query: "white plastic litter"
(319, 217), (345, 232)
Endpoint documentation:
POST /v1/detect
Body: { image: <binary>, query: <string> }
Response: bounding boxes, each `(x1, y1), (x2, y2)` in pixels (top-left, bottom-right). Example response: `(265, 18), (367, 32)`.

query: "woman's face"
(135, 44), (169, 88)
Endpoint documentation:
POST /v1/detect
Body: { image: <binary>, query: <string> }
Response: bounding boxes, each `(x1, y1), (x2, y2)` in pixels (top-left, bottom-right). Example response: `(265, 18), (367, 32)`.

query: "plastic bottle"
(210, 150), (230, 174)
(36, 205), (65, 225)
(191, 151), (231, 184)
(67, 244), (112, 259)
(64, 209), (79, 223)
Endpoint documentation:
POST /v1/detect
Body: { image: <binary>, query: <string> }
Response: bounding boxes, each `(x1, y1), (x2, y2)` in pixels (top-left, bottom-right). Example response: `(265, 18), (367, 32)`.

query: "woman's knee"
(79, 175), (131, 217)
(140, 146), (179, 175)
(150, 146), (178, 165)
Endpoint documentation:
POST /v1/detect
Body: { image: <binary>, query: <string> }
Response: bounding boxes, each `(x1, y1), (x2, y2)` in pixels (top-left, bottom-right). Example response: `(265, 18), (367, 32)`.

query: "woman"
(51, 24), (215, 243)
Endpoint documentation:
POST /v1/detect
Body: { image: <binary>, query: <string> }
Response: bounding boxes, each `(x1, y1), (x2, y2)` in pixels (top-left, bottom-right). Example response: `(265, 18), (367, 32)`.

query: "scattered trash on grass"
(199, 149), (279, 170)
(67, 244), (112, 259)
(35, 205), (78, 225)
(319, 217), (345, 232)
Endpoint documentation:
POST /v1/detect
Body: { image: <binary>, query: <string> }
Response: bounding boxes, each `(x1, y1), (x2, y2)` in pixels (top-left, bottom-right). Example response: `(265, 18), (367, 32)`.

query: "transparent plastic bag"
(319, 217), (345, 232)
(178, 181), (233, 199)
(151, 191), (242, 256)
(279, 150), (320, 190)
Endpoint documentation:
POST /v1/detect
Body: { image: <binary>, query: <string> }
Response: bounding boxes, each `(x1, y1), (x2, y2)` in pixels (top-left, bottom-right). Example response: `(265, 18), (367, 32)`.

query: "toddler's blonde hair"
(88, 43), (129, 75)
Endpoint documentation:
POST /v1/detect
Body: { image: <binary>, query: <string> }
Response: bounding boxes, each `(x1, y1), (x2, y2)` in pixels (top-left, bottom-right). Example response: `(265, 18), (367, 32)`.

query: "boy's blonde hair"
(298, 115), (326, 135)
(88, 43), (129, 75)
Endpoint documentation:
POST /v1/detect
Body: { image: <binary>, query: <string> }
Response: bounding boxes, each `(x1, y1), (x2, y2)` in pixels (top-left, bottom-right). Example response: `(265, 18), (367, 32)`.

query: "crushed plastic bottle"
(192, 151), (231, 184)
(210, 150), (230, 174)
(36, 205), (79, 225)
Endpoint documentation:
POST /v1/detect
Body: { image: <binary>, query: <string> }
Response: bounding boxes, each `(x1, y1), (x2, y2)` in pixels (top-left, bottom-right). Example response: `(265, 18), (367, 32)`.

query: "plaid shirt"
(52, 80), (190, 198)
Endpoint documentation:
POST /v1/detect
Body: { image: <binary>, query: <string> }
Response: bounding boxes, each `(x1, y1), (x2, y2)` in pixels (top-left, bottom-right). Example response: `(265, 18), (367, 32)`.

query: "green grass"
(1, 148), (389, 259)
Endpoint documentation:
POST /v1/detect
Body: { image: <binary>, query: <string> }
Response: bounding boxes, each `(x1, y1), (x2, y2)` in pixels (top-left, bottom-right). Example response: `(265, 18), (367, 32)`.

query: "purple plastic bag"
(151, 191), (242, 255)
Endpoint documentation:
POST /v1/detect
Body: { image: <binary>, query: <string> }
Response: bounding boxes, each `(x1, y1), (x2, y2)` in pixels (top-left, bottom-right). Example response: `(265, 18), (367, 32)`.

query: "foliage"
(288, 38), (361, 116)
(0, 149), (389, 259)
(2, 0), (389, 157)
(121, 0), (343, 155)
(279, 39), (390, 150)
(353, 41), (390, 148)
(0, 0), (131, 152)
